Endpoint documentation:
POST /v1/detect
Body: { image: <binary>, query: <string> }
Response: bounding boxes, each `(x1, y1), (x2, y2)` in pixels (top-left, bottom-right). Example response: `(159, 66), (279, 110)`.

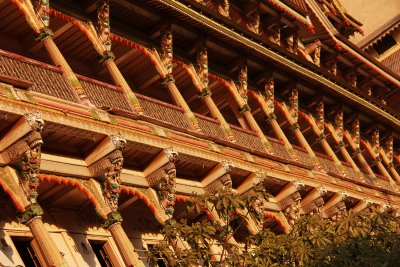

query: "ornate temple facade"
(0, 0), (399, 266)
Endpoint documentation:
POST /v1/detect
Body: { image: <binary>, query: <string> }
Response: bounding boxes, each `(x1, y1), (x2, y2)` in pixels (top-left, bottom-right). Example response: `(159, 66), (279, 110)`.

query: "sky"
(340, 0), (400, 44)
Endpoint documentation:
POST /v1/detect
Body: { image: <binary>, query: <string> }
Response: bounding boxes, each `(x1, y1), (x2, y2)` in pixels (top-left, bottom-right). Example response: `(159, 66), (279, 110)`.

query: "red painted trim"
(0, 178), (25, 212)
(38, 174), (108, 220)
(120, 186), (165, 225)
(264, 211), (288, 232)
(0, 49), (62, 73)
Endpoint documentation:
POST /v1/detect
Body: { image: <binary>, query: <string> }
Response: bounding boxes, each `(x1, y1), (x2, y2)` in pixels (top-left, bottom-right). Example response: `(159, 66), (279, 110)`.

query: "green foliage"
(147, 188), (400, 267)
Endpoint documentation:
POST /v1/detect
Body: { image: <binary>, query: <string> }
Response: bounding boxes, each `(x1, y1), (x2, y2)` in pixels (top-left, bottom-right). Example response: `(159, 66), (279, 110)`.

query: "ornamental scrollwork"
(97, 0), (111, 51)
(33, 0), (50, 27)
(237, 64), (248, 104)
(315, 101), (324, 134)
(196, 46), (209, 88)
(103, 155), (123, 212)
(160, 30), (173, 75)
(264, 77), (274, 113)
(288, 88), (298, 123)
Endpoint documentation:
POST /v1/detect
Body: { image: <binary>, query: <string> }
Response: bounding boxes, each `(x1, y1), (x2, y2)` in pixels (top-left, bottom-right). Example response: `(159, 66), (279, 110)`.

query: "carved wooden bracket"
(279, 192), (301, 226)
(86, 134), (127, 212)
(302, 196), (325, 215)
(0, 112), (44, 205)
(202, 161), (235, 194)
(145, 147), (178, 216)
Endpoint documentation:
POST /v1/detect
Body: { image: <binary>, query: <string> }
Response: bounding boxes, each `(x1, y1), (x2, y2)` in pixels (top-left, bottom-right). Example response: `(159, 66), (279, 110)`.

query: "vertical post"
(12, 0), (92, 105)
(20, 205), (69, 267)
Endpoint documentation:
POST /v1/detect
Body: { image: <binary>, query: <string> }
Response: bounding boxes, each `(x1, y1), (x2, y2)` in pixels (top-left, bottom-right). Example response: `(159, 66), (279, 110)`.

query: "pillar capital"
(102, 212), (123, 229)
(17, 204), (44, 225)
(86, 134), (126, 213)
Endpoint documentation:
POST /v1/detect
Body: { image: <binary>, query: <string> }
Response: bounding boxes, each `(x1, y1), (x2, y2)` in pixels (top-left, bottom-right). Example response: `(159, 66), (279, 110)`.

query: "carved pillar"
(154, 31), (201, 131)
(193, 47), (236, 141)
(344, 119), (375, 177)
(326, 109), (361, 174)
(279, 192), (302, 226)
(379, 136), (400, 183)
(252, 77), (296, 158)
(307, 103), (345, 175)
(280, 86), (318, 164)
(226, 74), (272, 152)
(12, 0), (92, 105)
(364, 129), (396, 185)
(86, 134), (144, 267)
(246, 9), (260, 34)
(145, 148), (178, 217)
(1, 112), (68, 266)
(217, 0), (229, 17)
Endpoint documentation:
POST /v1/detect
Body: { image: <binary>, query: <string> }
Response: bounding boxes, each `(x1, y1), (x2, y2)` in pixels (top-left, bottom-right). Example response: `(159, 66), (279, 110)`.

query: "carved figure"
(24, 111), (44, 132)
(103, 156), (123, 212)
(160, 30), (173, 74)
(196, 47), (209, 88)
(372, 129), (380, 156)
(217, 0), (229, 17)
(334, 108), (343, 141)
(316, 101), (324, 134)
(159, 167), (177, 215)
(237, 64), (248, 104)
(289, 88), (298, 123)
(386, 136), (393, 164)
(247, 11), (260, 34)
(97, 0), (111, 51)
(284, 200), (301, 226)
(33, 0), (50, 27)
(326, 57), (337, 75)
(264, 77), (274, 112)
(20, 140), (42, 204)
(352, 119), (360, 149)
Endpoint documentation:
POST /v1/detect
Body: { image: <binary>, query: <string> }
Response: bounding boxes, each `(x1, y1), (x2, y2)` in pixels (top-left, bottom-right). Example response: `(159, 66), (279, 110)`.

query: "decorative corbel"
(288, 87), (299, 124)
(345, 68), (357, 87)
(0, 112), (44, 205)
(96, 0), (112, 52)
(304, 40), (321, 66)
(325, 55), (337, 76)
(236, 64), (248, 104)
(33, 0), (50, 28)
(322, 191), (347, 214)
(302, 196), (324, 215)
(267, 23), (280, 45)
(333, 107), (344, 143)
(352, 118), (361, 151)
(195, 46), (209, 89)
(246, 9), (260, 34)
(217, 0), (230, 17)
(300, 186), (326, 209)
(202, 161), (235, 194)
(385, 136), (394, 166)
(160, 30), (174, 78)
(325, 201), (346, 224)
(279, 192), (302, 226)
(86, 134), (127, 213)
(145, 147), (178, 216)
(263, 76), (275, 113)
(371, 129), (380, 158)
(315, 101), (324, 135)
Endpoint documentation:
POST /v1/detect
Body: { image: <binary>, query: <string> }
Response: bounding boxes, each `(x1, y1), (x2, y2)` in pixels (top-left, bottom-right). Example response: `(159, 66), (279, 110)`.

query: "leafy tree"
(148, 187), (400, 267)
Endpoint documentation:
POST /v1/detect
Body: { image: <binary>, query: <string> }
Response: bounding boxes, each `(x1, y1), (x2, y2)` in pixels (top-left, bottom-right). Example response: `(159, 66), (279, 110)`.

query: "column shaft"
(108, 223), (144, 267)
(28, 217), (68, 267)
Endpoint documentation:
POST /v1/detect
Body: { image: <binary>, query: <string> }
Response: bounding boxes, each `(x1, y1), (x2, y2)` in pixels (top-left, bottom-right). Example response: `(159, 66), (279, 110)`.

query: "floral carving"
(196, 46), (209, 88)
(97, 0), (111, 51)
(111, 133), (127, 150)
(24, 111), (44, 132)
(217, 0), (229, 17)
(372, 129), (380, 156)
(103, 155), (123, 212)
(334, 108), (343, 142)
(352, 119), (360, 150)
(315, 101), (324, 134)
(325, 57), (337, 75)
(288, 88), (298, 123)
(237, 64), (248, 104)
(158, 166), (177, 215)
(247, 10), (260, 34)
(386, 136), (394, 164)
(160, 30), (173, 75)
(33, 0), (50, 27)
(264, 77), (274, 113)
